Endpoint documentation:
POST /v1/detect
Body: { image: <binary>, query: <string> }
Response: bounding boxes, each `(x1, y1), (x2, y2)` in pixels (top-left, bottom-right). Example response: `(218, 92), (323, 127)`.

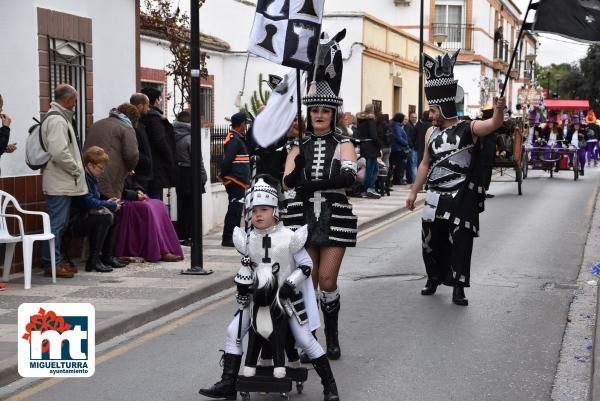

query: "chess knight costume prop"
(199, 179), (340, 401)
(282, 29), (358, 361)
(415, 50), (503, 306)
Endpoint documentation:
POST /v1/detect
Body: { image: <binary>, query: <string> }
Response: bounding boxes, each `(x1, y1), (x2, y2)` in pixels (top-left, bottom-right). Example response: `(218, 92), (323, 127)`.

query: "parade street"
(2, 168), (598, 401)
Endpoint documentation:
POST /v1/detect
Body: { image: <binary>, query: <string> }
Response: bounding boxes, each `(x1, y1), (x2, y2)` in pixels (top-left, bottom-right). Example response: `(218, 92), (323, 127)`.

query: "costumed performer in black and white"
(282, 30), (357, 361)
(199, 177), (341, 401)
(406, 50), (505, 306)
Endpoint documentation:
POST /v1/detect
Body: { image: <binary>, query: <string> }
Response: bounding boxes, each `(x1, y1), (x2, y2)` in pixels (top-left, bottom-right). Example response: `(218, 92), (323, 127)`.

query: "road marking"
(6, 296), (232, 401)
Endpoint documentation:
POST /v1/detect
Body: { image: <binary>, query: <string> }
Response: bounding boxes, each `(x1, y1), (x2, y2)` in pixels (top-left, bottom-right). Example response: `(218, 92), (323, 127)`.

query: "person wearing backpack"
(140, 87), (176, 201)
(40, 84), (87, 279)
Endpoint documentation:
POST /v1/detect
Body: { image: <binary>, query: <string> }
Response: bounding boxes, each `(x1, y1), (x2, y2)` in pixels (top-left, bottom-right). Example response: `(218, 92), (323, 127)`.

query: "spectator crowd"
(0, 84), (208, 286)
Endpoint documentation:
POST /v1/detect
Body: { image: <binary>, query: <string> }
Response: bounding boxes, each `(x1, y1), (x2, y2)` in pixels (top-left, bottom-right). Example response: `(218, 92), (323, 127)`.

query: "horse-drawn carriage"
(490, 118), (525, 195)
(521, 99), (590, 181)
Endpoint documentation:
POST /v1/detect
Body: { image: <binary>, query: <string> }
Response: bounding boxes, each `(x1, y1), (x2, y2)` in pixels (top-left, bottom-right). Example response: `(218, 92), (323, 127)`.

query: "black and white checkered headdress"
(423, 50), (460, 120)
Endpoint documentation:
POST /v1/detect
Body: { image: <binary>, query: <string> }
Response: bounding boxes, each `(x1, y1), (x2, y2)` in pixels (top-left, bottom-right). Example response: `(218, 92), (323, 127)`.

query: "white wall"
(199, 0), (257, 52)
(321, 16), (364, 115)
(0, 0), (137, 178)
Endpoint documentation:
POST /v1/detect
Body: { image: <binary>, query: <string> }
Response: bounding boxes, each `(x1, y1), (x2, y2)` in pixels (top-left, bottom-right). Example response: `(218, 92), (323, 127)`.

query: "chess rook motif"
(423, 50), (460, 119)
(290, 22), (316, 63)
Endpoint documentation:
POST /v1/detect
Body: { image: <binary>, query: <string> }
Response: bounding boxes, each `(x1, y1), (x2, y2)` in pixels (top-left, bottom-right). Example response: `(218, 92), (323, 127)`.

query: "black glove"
(279, 282), (295, 300)
(284, 154), (305, 188)
(295, 180), (319, 200)
(236, 293), (251, 307)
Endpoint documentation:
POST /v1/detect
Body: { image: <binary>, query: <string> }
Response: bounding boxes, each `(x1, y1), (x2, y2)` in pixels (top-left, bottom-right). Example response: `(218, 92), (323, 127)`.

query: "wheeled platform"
(236, 366), (309, 401)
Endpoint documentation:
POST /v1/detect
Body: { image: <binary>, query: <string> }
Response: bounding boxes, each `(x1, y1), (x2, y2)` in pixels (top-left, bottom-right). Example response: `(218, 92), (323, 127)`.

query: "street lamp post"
(182, 0), (213, 275)
(525, 53), (536, 87)
(433, 32), (447, 47)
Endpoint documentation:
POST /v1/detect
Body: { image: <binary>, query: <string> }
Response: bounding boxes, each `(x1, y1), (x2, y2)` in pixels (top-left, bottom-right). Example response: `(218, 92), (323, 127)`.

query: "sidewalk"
(0, 186), (418, 387)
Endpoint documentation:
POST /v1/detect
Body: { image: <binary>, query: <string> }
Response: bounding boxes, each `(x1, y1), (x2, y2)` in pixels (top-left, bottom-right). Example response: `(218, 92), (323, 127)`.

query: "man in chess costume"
(406, 50), (505, 306)
(199, 177), (341, 401)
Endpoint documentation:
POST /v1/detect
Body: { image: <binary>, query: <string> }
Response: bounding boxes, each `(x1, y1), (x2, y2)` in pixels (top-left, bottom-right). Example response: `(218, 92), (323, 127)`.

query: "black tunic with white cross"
(425, 120), (486, 235)
(281, 132), (358, 247)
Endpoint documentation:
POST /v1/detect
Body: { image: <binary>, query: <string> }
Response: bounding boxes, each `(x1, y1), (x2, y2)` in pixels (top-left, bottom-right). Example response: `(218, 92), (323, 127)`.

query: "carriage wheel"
(296, 382), (304, 394)
(522, 152), (529, 179)
(574, 152), (579, 181)
(550, 164), (553, 178)
(280, 392), (290, 400)
(516, 165), (523, 196)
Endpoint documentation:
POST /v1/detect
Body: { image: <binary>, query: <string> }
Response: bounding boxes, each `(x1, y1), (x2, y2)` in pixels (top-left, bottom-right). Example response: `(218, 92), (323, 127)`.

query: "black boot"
(321, 295), (341, 360)
(101, 222), (127, 268)
(421, 279), (439, 296)
(85, 223), (113, 273)
(312, 355), (340, 401)
(452, 286), (468, 306)
(199, 353), (241, 400)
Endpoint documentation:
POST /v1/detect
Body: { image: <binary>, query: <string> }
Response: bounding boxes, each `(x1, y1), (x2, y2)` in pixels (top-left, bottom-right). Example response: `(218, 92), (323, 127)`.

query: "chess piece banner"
(248, 0), (324, 70)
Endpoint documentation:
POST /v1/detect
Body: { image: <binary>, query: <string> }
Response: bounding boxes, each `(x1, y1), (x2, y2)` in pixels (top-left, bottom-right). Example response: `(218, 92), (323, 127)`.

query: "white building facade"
(0, 0), (138, 178)
(0, 0), (139, 273)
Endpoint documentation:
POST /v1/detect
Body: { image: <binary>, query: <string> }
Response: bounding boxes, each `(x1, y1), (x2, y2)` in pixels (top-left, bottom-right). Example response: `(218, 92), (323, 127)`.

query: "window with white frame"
(435, 0), (466, 48)
(435, 1), (465, 26)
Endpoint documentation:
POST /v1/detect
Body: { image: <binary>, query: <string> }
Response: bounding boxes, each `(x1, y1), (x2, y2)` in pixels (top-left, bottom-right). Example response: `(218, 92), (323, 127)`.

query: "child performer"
(199, 177), (340, 401)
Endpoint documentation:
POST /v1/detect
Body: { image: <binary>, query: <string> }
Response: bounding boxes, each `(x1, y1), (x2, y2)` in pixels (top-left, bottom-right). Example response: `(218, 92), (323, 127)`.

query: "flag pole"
(296, 69), (304, 144)
(500, 0), (535, 98)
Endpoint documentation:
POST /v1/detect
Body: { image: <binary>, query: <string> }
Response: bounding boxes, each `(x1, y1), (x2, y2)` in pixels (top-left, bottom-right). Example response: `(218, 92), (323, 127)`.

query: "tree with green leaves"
(536, 45), (600, 114)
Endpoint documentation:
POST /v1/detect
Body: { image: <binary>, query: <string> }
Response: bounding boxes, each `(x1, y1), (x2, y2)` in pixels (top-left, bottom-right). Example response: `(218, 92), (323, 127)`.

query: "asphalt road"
(6, 168), (600, 401)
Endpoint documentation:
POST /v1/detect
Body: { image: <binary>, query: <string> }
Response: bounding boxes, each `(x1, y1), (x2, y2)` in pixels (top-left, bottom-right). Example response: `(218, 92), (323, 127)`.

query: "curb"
(0, 198), (419, 389)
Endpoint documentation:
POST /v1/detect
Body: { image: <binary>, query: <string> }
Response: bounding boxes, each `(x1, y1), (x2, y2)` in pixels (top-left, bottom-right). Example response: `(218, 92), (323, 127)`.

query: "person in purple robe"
(115, 185), (184, 263)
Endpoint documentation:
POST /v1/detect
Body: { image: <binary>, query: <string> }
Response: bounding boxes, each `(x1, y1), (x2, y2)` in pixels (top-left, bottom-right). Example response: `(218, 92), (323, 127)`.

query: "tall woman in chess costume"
(282, 29), (357, 361)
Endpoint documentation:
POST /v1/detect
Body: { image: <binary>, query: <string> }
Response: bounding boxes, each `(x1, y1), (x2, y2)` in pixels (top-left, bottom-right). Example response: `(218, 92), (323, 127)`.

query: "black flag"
(533, 0), (600, 43)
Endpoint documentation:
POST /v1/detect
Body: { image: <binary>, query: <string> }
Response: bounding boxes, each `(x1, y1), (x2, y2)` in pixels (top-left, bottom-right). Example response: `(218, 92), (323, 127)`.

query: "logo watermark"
(18, 303), (95, 377)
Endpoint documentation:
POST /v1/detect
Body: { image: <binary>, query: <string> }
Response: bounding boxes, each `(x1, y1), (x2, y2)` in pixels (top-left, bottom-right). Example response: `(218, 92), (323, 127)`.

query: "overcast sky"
(513, 0), (590, 66)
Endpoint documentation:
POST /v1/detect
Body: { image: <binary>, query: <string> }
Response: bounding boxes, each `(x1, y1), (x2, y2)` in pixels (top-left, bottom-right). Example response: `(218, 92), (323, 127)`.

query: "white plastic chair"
(0, 190), (55, 289)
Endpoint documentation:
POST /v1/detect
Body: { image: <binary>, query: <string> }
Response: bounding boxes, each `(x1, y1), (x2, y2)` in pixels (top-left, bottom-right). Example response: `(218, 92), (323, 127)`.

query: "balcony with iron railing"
(430, 23), (474, 51)
(495, 40), (510, 64)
